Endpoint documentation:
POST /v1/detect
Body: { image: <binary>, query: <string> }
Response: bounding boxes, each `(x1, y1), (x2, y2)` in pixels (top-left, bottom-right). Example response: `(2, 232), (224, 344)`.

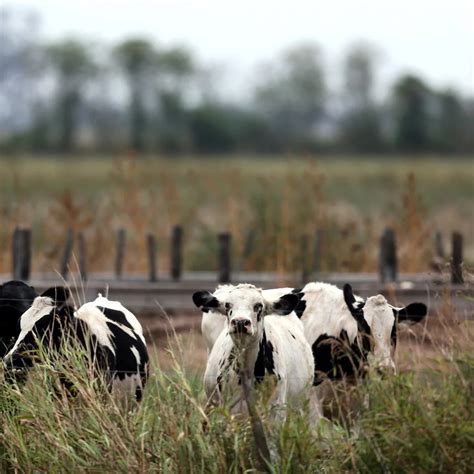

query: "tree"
(392, 75), (432, 152)
(254, 43), (326, 150)
(339, 43), (385, 152)
(114, 39), (157, 151)
(46, 39), (95, 152)
(433, 89), (465, 153)
(155, 46), (195, 152)
(0, 7), (42, 140)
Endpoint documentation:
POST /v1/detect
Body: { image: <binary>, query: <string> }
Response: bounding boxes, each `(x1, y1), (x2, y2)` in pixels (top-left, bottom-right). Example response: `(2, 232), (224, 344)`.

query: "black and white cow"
(3, 292), (149, 401)
(193, 284), (317, 418)
(198, 282), (427, 384)
(0, 280), (53, 357)
(294, 282), (427, 383)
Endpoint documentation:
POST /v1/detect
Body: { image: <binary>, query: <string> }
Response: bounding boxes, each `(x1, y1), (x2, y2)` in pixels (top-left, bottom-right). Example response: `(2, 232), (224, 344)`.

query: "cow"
(193, 284), (318, 419)
(197, 282), (427, 382)
(294, 282), (427, 384)
(0, 280), (55, 358)
(3, 292), (149, 401)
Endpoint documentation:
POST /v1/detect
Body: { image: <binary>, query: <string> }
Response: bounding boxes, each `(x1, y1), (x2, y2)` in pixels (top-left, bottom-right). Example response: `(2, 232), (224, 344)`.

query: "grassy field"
(0, 311), (472, 473)
(0, 154), (472, 275)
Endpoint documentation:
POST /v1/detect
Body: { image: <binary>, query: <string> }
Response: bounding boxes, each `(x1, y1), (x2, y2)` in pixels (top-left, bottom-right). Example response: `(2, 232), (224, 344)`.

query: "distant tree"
(0, 7), (42, 139)
(392, 75), (432, 152)
(254, 43), (326, 150)
(155, 46), (195, 152)
(46, 39), (96, 152)
(339, 43), (385, 152)
(433, 89), (465, 153)
(114, 39), (157, 151)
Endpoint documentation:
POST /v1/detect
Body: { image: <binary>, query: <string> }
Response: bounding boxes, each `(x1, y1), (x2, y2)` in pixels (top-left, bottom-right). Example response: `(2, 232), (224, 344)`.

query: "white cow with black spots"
(198, 282), (427, 384)
(193, 284), (317, 419)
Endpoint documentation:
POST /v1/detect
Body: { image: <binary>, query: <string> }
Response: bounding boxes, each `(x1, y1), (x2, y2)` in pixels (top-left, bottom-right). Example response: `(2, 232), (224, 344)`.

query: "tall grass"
(0, 331), (472, 472)
(0, 155), (473, 275)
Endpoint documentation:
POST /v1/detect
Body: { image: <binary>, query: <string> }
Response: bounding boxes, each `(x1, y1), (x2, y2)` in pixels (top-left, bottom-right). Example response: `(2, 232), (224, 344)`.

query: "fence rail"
(5, 226), (472, 318)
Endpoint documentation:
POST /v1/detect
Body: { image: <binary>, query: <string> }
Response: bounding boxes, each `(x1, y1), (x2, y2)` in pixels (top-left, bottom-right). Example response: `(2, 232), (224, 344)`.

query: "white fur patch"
(4, 296), (55, 360)
(74, 303), (116, 355)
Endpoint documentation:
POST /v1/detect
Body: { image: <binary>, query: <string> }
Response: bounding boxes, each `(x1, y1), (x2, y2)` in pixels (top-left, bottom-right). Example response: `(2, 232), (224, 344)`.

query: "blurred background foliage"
(1, 6), (472, 157)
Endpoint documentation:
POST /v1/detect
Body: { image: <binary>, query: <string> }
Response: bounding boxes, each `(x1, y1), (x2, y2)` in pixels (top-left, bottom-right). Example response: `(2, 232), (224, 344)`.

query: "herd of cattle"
(0, 279), (427, 420)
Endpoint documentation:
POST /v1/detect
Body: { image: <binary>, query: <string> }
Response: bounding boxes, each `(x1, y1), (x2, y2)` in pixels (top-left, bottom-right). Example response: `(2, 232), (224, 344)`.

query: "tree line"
(1, 8), (472, 156)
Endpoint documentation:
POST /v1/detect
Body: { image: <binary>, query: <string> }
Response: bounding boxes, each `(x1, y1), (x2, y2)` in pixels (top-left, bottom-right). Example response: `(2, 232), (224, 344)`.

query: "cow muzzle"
(230, 318), (252, 335)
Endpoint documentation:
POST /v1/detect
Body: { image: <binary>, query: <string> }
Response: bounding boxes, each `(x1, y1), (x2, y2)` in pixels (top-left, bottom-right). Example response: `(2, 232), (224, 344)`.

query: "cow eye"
(224, 303), (232, 312)
(254, 303), (262, 313)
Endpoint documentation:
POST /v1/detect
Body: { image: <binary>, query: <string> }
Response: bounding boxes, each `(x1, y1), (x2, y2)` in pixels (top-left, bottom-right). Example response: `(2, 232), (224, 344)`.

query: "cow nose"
(231, 318), (251, 334)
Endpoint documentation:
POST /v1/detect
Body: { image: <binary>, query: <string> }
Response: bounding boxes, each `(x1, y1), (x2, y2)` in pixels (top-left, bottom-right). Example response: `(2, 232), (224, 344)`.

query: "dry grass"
(0, 155), (472, 276)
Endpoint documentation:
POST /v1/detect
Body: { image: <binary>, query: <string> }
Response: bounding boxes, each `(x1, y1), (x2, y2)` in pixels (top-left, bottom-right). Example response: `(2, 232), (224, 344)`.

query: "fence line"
(7, 226), (467, 285)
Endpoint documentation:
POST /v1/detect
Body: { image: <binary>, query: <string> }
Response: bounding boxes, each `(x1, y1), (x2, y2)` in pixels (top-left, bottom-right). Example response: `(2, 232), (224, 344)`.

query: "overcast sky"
(8, 0), (474, 97)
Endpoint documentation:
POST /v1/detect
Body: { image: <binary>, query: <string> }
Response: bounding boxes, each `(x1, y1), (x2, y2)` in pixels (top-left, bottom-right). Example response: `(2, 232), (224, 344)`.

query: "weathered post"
(78, 232), (87, 282)
(147, 233), (157, 282)
(434, 231), (445, 259)
(12, 227), (31, 281)
(170, 225), (183, 281)
(60, 228), (74, 280)
(115, 228), (126, 280)
(218, 232), (231, 283)
(379, 228), (397, 283)
(451, 232), (463, 284)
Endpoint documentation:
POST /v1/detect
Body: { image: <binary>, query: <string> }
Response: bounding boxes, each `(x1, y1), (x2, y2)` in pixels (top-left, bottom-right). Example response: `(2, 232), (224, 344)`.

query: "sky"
(7, 0), (474, 97)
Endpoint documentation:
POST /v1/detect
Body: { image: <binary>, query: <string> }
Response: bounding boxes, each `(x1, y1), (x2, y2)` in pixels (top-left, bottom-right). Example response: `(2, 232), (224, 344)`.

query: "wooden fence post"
(218, 232), (231, 283)
(115, 228), (126, 280)
(451, 232), (463, 284)
(12, 227), (31, 281)
(379, 228), (397, 283)
(434, 231), (445, 259)
(78, 232), (87, 282)
(60, 228), (74, 280)
(170, 226), (183, 281)
(147, 233), (157, 282)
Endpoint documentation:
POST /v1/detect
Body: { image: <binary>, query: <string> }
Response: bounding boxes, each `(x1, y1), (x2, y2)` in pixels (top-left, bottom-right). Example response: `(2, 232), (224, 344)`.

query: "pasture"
(0, 154), (473, 472)
(0, 302), (472, 472)
(0, 155), (472, 276)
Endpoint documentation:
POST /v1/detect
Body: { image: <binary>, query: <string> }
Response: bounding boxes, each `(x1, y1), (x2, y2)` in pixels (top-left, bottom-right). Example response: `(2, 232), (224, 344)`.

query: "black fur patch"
(393, 302), (427, 323)
(0, 281), (38, 357)
(311, 329), (369, 386)
(99, 307), (135, 331)
(253, 330), (275, 383)
(105, 321), (149, 382)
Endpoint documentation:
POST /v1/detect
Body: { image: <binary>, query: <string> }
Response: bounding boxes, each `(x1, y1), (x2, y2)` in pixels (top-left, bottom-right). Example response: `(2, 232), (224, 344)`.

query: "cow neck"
(233, 328), (264, 380)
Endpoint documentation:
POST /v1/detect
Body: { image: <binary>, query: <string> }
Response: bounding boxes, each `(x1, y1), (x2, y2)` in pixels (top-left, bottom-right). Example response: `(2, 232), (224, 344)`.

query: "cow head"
(343, 284), (427, 374)
(193, 284), (299, 346)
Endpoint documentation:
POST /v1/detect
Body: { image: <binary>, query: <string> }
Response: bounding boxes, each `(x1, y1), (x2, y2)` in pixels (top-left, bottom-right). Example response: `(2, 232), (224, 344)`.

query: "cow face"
(361, 295), (396, 373)
(193, 284), (299, 346)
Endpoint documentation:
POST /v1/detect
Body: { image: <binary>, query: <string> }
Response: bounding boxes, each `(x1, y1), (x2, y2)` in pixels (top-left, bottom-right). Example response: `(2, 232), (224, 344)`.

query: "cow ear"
(41, 286), (70, 304)
(270, 293), (300, 316)
(393, 302), (427, 324)
(192, 291), (220, 313)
